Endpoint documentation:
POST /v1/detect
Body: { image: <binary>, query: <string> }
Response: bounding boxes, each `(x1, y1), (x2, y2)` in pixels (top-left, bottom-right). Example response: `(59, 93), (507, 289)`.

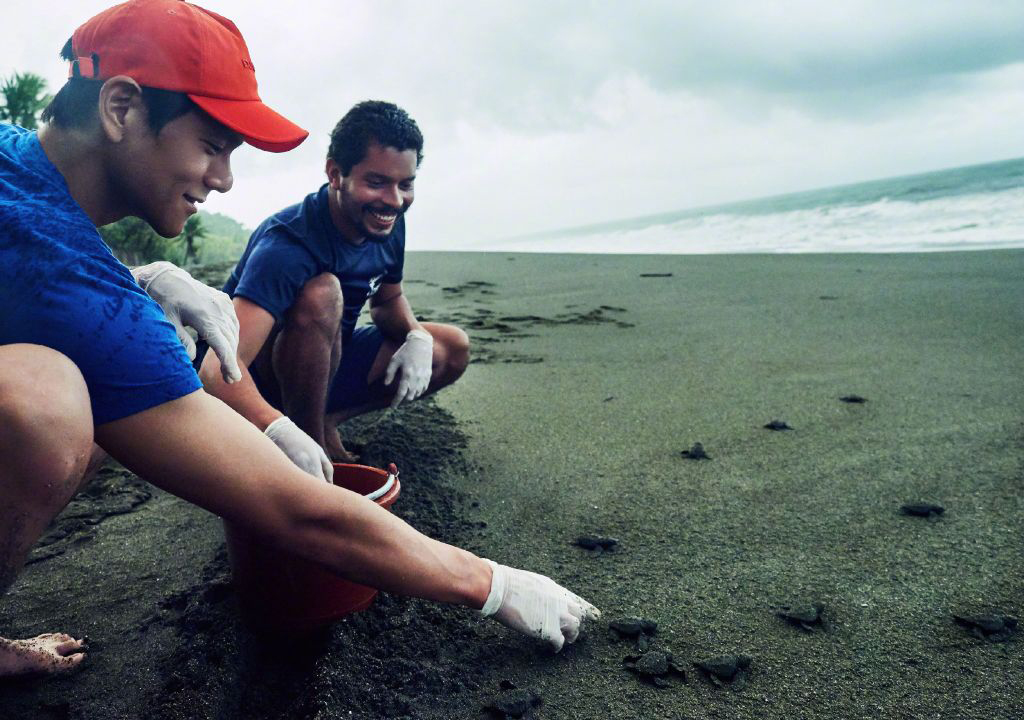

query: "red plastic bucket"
(223, 463), (400, 633)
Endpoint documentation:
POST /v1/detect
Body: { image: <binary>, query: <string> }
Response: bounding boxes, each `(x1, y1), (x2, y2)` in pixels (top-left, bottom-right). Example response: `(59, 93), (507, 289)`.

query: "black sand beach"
(2, 250), (1022, 719)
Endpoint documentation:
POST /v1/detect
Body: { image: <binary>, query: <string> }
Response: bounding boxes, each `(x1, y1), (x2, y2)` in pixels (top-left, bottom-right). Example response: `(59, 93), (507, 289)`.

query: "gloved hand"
(384, 328), (434, 408)
(480, 560), (600, 652)
(133, 262), (242, 384)
(264, 416), (334, 483)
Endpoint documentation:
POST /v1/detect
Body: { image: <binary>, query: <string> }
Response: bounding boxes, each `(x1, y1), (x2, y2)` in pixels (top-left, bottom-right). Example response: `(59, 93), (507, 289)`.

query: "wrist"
(453, 555), (495, 611)
(407, 328), (433, 344)
(263, 415), (290, 436)
(258, 411), (285, 433)
(478, 559), (503, 615)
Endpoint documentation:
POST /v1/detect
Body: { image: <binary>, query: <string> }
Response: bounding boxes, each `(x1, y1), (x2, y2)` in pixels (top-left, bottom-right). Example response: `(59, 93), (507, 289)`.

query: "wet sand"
(2, 250), (1022, 719)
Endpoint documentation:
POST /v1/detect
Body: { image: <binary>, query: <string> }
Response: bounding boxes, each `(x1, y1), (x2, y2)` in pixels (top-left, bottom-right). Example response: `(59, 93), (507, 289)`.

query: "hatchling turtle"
(609, 616), (658, 650)
(623, 650), (687, 687)
(680, 442), (710, 460)
(953, 614), (1018, 642)
(609, 616), (658, 637)
(900, 503), (944, 519)
(763, 420), (792, 431)
(574, 534), (620, 555)
(694, 654), (752, 689)
(776, 602), (826, 632)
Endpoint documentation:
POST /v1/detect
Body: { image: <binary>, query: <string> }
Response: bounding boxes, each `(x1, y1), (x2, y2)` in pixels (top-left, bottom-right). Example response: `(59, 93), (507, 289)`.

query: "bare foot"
(323, 422), (359, 463)
(0, 633), (87, 678)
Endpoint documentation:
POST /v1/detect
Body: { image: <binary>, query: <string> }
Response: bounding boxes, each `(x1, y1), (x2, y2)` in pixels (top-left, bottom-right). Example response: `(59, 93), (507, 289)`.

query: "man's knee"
(433, 325), (470, 380)
(288, 273), (342, 334)
(0, 345), (93, 495)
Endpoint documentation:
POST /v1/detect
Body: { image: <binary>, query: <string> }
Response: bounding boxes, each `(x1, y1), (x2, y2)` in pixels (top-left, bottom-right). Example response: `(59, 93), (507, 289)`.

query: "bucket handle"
(364, 472), (397, 501)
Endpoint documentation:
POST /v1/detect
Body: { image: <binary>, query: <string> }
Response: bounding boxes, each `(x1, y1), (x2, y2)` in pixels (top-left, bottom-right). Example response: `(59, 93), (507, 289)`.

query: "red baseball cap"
(70, 0), (307, 152)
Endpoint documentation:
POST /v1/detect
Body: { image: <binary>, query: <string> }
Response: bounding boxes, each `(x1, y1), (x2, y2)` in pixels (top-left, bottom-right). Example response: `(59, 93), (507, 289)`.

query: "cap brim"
(189, 95), (308, 153)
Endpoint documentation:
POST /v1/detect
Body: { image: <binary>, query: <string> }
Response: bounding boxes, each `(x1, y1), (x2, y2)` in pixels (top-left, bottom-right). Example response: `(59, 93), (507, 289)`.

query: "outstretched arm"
(94, 389), (598, 650)
(95, 388), (489, 605)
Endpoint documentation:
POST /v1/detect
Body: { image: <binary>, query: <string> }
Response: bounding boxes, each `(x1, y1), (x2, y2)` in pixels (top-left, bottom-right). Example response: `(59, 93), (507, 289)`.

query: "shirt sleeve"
(28, 255), (201, 425)
(231, 231), (319, 323)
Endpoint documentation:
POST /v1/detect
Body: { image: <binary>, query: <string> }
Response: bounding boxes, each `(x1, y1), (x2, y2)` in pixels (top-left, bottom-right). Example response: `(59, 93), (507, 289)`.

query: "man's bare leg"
(0, 344), (93, 677)
(270, 273), (344, 450)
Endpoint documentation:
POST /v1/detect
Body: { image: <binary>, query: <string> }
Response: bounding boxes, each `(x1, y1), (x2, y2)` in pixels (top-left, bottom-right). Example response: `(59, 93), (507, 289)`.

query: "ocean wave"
(500, 186), (1024, 254)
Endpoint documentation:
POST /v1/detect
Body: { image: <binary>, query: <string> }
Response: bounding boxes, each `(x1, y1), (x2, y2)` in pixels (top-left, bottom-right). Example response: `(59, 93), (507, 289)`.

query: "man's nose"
(207, 156), (234, 194)
(382, 184), (401, 208)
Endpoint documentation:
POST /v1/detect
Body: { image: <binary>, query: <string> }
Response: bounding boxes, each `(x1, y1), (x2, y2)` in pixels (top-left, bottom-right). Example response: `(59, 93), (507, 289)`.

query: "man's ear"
(325, 158), (343, 189)
(97, 76), (145, 143)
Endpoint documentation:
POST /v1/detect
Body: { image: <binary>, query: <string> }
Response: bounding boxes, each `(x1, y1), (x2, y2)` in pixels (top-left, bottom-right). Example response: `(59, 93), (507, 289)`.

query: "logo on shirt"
(367, 274), (384, 296)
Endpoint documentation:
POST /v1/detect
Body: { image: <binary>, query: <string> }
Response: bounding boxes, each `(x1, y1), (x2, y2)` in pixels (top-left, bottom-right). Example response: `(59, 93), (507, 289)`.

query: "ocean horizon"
(486, 157), (1024, 255)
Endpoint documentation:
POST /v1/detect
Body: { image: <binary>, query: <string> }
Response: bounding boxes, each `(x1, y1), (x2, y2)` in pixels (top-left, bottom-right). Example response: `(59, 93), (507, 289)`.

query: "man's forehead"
(359, 144), (418, 173)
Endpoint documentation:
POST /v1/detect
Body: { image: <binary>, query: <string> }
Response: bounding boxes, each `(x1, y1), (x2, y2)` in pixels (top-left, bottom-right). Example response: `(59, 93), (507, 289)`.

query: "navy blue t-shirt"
(0, 125), (201, 425)
(224, 185), (405, 344)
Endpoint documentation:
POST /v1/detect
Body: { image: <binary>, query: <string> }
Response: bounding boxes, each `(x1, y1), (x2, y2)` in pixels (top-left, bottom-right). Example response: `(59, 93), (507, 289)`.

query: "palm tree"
(178, 214), (207, 265)
(0, 72), (52, 130)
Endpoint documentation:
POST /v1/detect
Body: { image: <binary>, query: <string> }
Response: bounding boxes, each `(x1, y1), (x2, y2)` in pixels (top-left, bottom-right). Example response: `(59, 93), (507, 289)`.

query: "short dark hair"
(327, 100), (423, 176)
(41, 37), (196, 133)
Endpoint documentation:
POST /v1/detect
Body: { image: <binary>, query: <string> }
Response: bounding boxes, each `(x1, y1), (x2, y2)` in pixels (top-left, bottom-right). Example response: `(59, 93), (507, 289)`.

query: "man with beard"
(199, 101), (468, 468)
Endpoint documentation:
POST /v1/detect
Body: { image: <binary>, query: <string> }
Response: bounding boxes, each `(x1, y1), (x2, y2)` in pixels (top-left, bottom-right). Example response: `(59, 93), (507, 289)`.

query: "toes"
(54, 638), (86, 656)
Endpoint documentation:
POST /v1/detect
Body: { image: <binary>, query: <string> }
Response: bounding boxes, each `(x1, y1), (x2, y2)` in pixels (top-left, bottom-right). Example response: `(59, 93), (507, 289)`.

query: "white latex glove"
(263, 416), (334, 483)
(384, 328), (434, 408)
(133, 261), (242, 384)
(480, 560), (600, 652)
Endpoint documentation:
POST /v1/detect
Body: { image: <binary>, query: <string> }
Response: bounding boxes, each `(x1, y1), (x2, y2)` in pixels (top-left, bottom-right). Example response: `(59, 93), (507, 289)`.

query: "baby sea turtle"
(680, 442), (710, 460)
(694, 655), (752, 689)
(609, 616), (657, 637)
(574, 535), (620, 555)
(776, 602), (826, 632)
(953, 614), (1018, 642)
(609, 616), (658, 650)
(623, 650), (687, 687)
(483, 688), (542, 718)
(839, 395), (867, 403)
(900, 503), (944, 519)
(763, 420), (792, 431)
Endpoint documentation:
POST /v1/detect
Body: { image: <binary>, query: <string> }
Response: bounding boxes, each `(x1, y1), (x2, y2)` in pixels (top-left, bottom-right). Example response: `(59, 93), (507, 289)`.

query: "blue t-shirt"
(224, 184), (405, 344)
(0, 125), (201, 425)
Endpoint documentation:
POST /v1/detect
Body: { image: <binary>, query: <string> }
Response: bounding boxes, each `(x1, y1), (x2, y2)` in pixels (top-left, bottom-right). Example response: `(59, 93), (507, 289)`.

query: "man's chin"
(146, 214), (187, 239)
(359, 225), (393, 242)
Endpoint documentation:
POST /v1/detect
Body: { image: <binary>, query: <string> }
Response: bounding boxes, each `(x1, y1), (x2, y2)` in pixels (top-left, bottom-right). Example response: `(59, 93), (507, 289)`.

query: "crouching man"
(199, 100), (469, 468)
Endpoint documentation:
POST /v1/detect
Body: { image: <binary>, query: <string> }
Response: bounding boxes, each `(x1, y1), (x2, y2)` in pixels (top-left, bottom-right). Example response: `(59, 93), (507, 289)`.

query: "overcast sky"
(4, 1), (1024, 248)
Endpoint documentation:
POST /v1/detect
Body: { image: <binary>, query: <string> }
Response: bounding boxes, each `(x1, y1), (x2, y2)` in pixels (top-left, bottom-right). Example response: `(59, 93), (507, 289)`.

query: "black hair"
(40, 37), (196, 133)
(327, 100), (424, 176)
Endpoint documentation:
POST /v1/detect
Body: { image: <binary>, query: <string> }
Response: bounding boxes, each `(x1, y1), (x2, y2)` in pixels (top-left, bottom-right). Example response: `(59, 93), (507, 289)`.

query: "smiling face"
(326, 142), (417, 242)
(108, 108), (241, 237)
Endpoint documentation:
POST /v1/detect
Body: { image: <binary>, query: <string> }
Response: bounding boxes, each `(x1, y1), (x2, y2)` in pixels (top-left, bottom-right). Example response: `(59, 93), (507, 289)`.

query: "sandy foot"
(0, 633), (86, 678)
(323, 422), (359, 464)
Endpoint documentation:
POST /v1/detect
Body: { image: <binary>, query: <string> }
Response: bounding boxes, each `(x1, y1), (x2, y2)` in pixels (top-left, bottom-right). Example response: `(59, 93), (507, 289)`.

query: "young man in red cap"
(0, 0), (597, 679)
